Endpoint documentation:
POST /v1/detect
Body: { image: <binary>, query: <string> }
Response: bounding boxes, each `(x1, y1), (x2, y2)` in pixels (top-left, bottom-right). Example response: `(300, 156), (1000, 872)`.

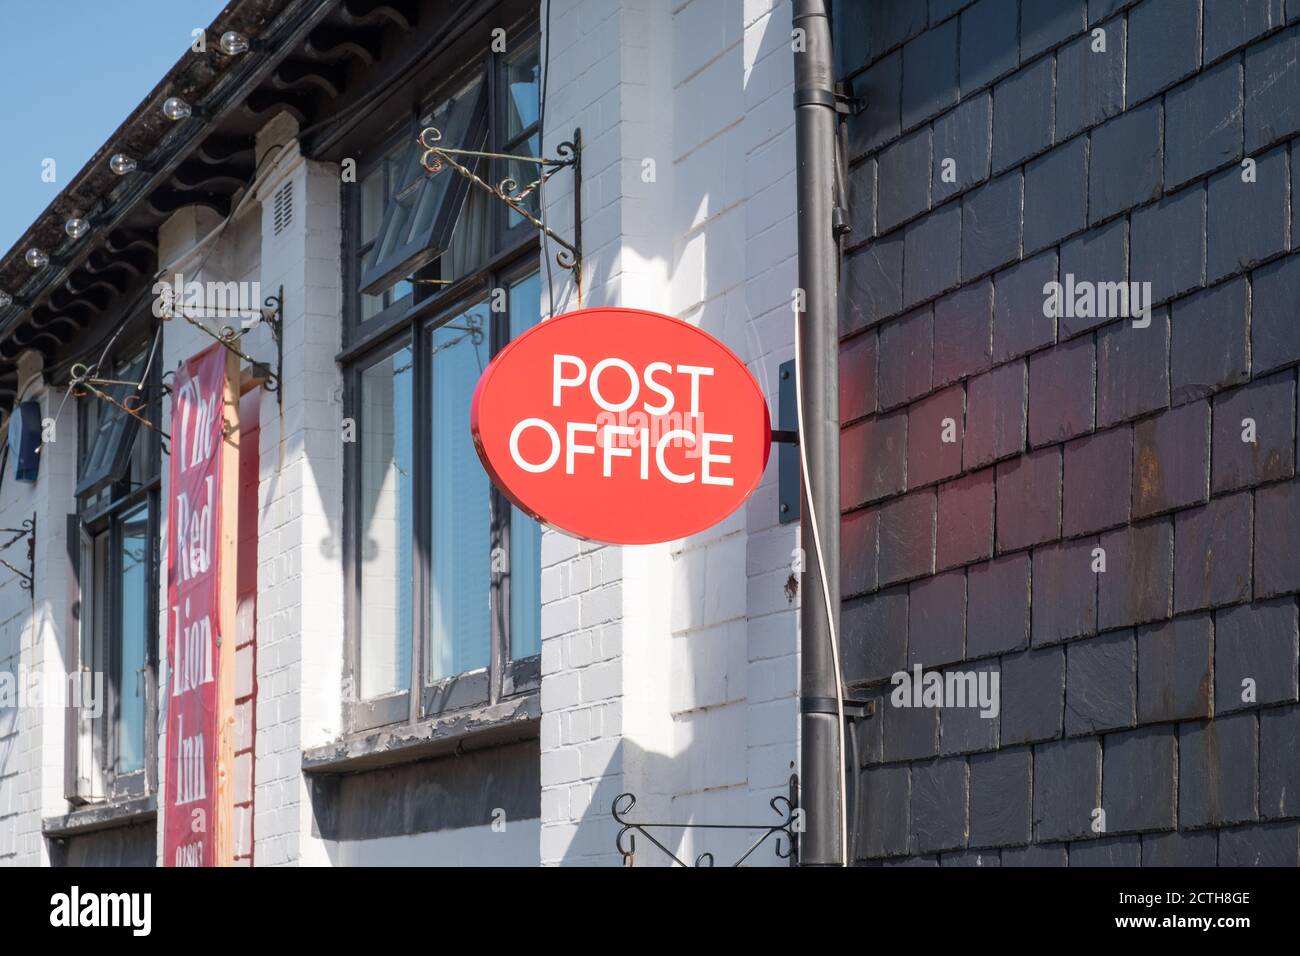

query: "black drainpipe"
(792, 0), (844, 866)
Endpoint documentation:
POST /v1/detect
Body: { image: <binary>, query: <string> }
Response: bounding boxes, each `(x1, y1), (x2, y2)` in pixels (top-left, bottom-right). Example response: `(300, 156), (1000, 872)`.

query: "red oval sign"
(471, 307), (772, 544)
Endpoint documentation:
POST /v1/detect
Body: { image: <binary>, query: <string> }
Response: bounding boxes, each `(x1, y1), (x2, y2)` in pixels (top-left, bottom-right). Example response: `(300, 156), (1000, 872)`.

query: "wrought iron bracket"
(613, 774), (800, 867)
(0, 514), (36, 595)
(418, 126), (583, 305)
(165, 284), (284, 404)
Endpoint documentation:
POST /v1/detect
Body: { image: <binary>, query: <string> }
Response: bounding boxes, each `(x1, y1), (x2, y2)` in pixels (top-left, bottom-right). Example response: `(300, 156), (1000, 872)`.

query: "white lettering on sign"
(174, 475), (214, 583)
(174, 712), (207, 806)
(171, 599), (214, 697)
(176, 376), (218, 475)
(517, 358), (735, 486)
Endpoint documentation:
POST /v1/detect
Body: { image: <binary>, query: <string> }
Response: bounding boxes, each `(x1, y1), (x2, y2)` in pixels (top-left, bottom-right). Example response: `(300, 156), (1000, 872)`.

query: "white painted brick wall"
(538, 0), (800, 867)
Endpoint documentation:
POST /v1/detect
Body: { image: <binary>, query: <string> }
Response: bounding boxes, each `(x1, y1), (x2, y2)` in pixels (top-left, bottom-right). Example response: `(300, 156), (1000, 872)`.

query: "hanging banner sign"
(164, 343), (239, 866)
(471, 307), (771, 544)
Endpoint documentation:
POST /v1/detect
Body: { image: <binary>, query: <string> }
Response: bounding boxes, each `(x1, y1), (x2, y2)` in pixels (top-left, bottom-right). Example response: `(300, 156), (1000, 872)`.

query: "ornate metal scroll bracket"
(613, 774), (801, 867)
(0, 514), (36, 595)
(162, 284), (284, 404)
(69, 363), (171, 456)
(419, 126), (583, 305)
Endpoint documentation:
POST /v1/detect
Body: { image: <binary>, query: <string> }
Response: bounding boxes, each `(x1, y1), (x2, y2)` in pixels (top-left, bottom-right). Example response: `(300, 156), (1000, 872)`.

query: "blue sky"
(0, 1), (228, 253)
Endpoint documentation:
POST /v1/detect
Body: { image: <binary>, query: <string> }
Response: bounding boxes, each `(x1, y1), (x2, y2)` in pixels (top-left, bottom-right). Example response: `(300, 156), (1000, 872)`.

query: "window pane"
(362, 75), (486, 297)
(360, 166), (384, 245)
(504, 133), (541, 229)
(80, 352), (146, 490)
(427, 306), (491, 682)
(117, 504), (149, 775)
(508, 273), (542, 659)
(505, 42), (539, 141)
(358, 347), (414, 699)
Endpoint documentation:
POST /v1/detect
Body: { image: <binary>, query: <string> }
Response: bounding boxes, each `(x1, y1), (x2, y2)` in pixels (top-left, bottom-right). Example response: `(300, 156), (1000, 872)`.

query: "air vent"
(273, 181), (293, 236)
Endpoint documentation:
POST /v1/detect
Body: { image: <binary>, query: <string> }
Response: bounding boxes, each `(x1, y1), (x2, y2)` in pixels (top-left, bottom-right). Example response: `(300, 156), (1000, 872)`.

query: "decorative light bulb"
(65, 218), (89, 240)
(109, 153), (137, 175)
(25, 249), (48, 269)
(162, 97), (192, 121)
(219, 31), (250, 55)
(0, 292), (12, 309)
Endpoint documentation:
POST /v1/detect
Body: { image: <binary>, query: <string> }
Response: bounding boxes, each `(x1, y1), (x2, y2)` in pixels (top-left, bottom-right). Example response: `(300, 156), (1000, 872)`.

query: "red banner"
(164, 344), (235, 866)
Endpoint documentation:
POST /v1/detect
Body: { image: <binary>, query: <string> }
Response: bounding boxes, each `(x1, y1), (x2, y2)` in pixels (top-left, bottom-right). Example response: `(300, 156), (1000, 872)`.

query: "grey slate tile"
(911, 757), (969, 853)
(1098, 517), (1174, 629)
(937, 469), (995, 570)
(1214, 598), (1300, 713)
(878, 306), (934, 409)
(1244, 23), (1300, 151)
(1204, 0), (1286, 62)
(1130, 185), (1206, 306)
(1096, 314), (1170, 427)
(1063, 427), (1132, 536)
(1142, 829), (1219, 866)
(1032, 538), (1100, 645)
(1164, 59), (1244, 189)
(1058, 219), (1128, 338)
(1033, 737), (1101, 841)
(969, 748), (1032, 847)
(1211, 371), (1297, 493)
(1260, 705), (1300, 818)
(879, 490), (937, 585)
(842, 234), (904, 335)
(1089, 101), (1163, 224)
(843, 586), (909, 684)
(992, 56), (1056, 174)
(1170, 278), (1250, 403)
(1065, 630), (1137, 735)
(1251, 253), (1300, 375)
(995, 447), (1062, 552)
(1102, 725), (1178, 832)
(1057, 18), (1126, 139)
(1173, 493), (1253, 613)
(842, 506), (879, 598)
(932, 94), (992, 204)
(933, 280), (993, 386)
(908, 569), (967, 668)
(961, 171), (1022, 281)
(1024, 136), (1088, 253)
(1179, 713), (1260, 828)
(1218, 821), (1300, 865)
(841, 410), (906, 507)
(1000, 646), (1066, 743)
(964, 360), (1026, 468)
(907, 384), (965, 488)
(1137, 613), (1214, 722)
(1254, 479), (1300, 598)
(840, 329), (878, 424)
(904, 203), (963, 307)
(877, 128), (932, 233)
(1029, 334), (1095, 447)
(960, 0), (1020, 96)
(902, 18), (959, 130)
(1207, 146), (1289, 283)
(992, 250), (1058, 364)
(966, 553), (1031, 657)
(1126, 0), (1202, 104)
(1132, 401), (1211, 519)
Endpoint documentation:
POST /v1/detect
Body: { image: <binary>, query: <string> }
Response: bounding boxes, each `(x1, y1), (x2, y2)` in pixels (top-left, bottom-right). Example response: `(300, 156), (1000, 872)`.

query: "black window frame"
(340, 15), (544, 736)
(69, 324), (163, 805)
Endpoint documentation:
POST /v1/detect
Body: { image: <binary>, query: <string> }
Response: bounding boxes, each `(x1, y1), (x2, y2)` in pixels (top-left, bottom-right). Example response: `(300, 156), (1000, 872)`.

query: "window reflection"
(359, 346), (414, 698)
(117, 504), (148, 774)
(427, 307), (491, 682)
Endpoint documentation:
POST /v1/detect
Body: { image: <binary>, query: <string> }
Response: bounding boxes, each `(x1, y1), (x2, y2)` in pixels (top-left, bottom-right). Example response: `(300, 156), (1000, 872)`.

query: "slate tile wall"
(835, 0), (1300, 866)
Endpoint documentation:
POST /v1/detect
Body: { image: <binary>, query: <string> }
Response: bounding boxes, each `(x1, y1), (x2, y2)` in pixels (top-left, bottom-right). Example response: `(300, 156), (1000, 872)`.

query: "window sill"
(302, 691), (540, 775)
(43, 794), (157, 838)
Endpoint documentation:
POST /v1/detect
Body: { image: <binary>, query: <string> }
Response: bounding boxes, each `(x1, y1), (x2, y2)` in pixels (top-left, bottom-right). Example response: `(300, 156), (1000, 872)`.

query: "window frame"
(343, 250), (543, 735)
(68, 328), (162, 806)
